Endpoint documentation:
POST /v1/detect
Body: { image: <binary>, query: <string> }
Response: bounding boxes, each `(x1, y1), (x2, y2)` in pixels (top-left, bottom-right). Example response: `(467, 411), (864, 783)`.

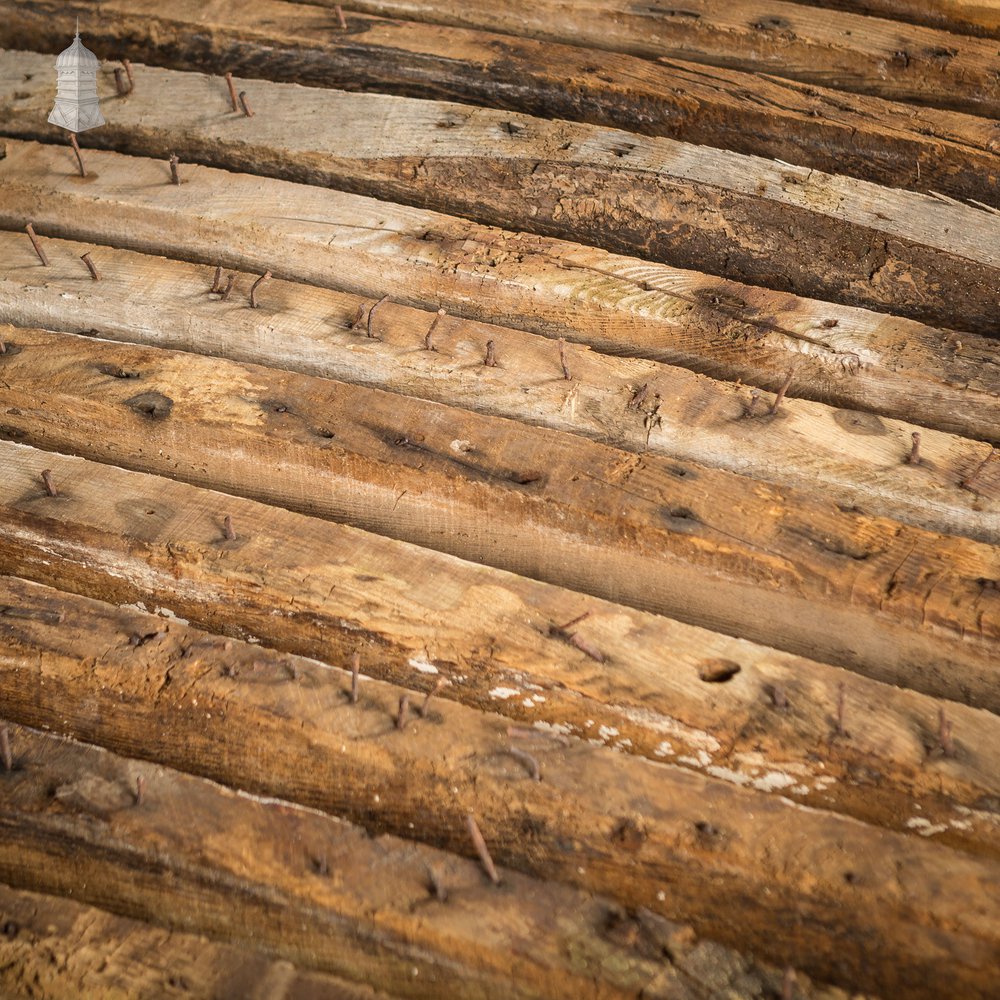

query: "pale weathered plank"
(1, 140), (998, 451)
(0, 725), (762, 1000)
(0, 882), (395, 1000)
(796, 0), (1000, 38)
(1, 718), (996, 997)
(0, 440), (997, 712)
(3, 60), (1000, 337)
(2, 573), (998, 860)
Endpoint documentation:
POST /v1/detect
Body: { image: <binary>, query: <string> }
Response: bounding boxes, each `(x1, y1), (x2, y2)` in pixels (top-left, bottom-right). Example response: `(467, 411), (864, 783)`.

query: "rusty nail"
(366, 295), (389, 338)
(0, 726), (11, 773)
(113, 67), (128, 96)
(768, 372), (793, 415)
(419, 676), (445, 717)
(484, 339), (497, 367)
(508, 746), (541, 781)
(0, 340), (6, 355)
(210, 266), (223, 293)
(395, 693), (410, 730)
(960, 447), (996, 492)
(938, 706), (955, 757)
(25, 223), (49, 266)
(558, 337), (571, 380)
(835, 682), (847, 737)
(40, 469), (58, 497)
(249, 270), (272, 309)
(69, 133), (86, 177)
(746, 388), (761, 417)
(426, 865), (447, 902)
(80, 252), (100, 281)
(122, 59), (134, 89)
(166, 153), (179, 185)
(225, 72), (238, 111)
(221, 274), (236, 301)
(466, 813), (501, 885)
(782, 967), (796, 1000)
(627, 384), (648, 411)
(135, 775), (145, 806)
(350, 651), (360, 704)
(349, 302), (366, 330)
(424, 308), (445, 351)
(906, 431), (922, 466)
(767, 684), (788, 710)
(238, 91), (254, 118)
(335, 3), (348, 29)
(223, 514), (236, 541)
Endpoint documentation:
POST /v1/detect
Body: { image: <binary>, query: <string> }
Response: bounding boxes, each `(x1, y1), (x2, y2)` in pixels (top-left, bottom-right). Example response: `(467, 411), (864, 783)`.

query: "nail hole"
(97, 364), (141, 379)
(697, 659), (742, 683)
(1, 922), (18, 939)
(124, 391), (173, 420)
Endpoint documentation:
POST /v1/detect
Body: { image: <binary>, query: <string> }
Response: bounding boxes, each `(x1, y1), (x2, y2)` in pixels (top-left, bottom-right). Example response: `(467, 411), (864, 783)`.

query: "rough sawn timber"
(4, 0), (1000, 156)
(1, 141), (999, 450)
(789, 0), (1000, 38)
(2, 574), (998, 861)
(3, 65), (1000, 338)
(0, 440), (997, 712)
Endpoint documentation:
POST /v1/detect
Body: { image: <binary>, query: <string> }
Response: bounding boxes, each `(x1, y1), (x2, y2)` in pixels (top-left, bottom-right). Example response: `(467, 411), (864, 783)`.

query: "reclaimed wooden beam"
(2, 318), (997, 551)
(0, 881), (396, 1000)
(1, 139), (998, 430)
(793, 0), (1000, 39)
(294, 0), (1000, 118)
(2, 573), (998, 861)
(2, 233), (997, 469)
(0, 441), (996, 712)
(1, 717), (998, 997)
(0, 725), (752, 1000)
(2, 67), (1000, 338)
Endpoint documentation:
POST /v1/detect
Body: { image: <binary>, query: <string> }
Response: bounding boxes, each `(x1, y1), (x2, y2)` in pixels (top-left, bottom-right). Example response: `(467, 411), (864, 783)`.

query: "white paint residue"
(906, 817), (949, 837)
(950, 819), (973, 831)
(597, 725), (619, 741)
(489, 686), (520, 700)
(653, 741), (674, 758)
(450, 439), (473, 453)
(153, 606), (190, 625)
(534, 721), (573, 736)
(408, 657), (439, 675)
(611, 704), (721, 754)
(678, 751), (712, 768)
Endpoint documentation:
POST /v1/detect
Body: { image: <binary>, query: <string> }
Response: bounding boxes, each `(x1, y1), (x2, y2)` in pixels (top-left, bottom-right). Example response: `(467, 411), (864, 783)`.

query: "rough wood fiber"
(296, 0), (1000, 117)
(790, 0), (1000, 38)
(2, 321), (998, 551)
(2, 141), (999, 446)
(0, 441), (997, 713)
(3, 74), (1000, 337)
(2, 574), (998, 862)
(1, 726), (782, 1000)
(1, 721), (997, 997)
(2, 234), (997, 466)
(0, 882), (394, 1000)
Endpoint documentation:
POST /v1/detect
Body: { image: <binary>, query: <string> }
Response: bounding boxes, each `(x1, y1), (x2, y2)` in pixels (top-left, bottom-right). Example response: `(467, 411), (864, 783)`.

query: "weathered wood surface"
(798, 0), (1000, 38)
(2, 142), (999, 451)
(2, 573), (998, 861)
(0, 439), (997, 713)
(0, 882), (395, 1000)
(299, 0), (1000, 117)
(2, 317), (998, 552)
(2, 726), (786, 1000)
(1, 716), (998, 996)
(3, 69), (1000, 338)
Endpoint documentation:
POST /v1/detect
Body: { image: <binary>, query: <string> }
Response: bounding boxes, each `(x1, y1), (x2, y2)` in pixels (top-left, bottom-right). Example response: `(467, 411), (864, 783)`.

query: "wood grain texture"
(786, 0), (1000, 38)
(1, 712), (997, 996)
(1, 141), (998, 452)
(2, 573), (998, 862)
(3, 59), (1000, 338)
(1, 726), (781, 1000)
(0, 882), (395, 1000)
(0, 439), (997, 713)
(2, 317), (998, 550)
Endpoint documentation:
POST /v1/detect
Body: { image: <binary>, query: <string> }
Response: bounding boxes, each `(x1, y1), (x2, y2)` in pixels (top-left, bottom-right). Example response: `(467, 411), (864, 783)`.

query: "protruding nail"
(419, 676), (445, 717)
(746, 388), (761, 417)
(626, 384), (648, 411)
(938, 706), (956, 757)
(960, 447), (996, 493)
(223, 514), (236, 541)
(239, 91), (254, 117)
(782, 967), (796, 1000)
(767, 684), (788, 710)
(558, 338), (571, 380)
(424, 308), (445, 351)
(210, 265), (223, 293)
(113, 67), (129, 96)
(466, 813), (501, 885)
(225, 71), (238, 111)
(335, 3), (348, 29)
(350, 651), (360, 704)
(80, 252), (100, 281)
(906, 431), (922, 466)
(508, 746), (541, 781)
(40, 469), (58, 496)
(835, 682), (847, 737)
(484, 339), (497, 368)
(122, 59), (134, 89)
(0, 726), (11, 773)
(395, 693), (410, 730)
(221, 274), (236, 301)
(769, 372), (793, 415)
(69, 133), (86, 177)
(426, 864), (447, 902)
(168, 153), (180, 185)
(249, 270), (272, 309)
(25, 223), (49, 266)
(135, 775), (145, 806)
(367, 295), (389, 338)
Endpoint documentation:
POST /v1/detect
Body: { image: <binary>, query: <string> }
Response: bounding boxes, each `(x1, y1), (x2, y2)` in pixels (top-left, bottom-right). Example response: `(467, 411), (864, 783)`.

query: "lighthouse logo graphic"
(48, 19), (105, 133)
